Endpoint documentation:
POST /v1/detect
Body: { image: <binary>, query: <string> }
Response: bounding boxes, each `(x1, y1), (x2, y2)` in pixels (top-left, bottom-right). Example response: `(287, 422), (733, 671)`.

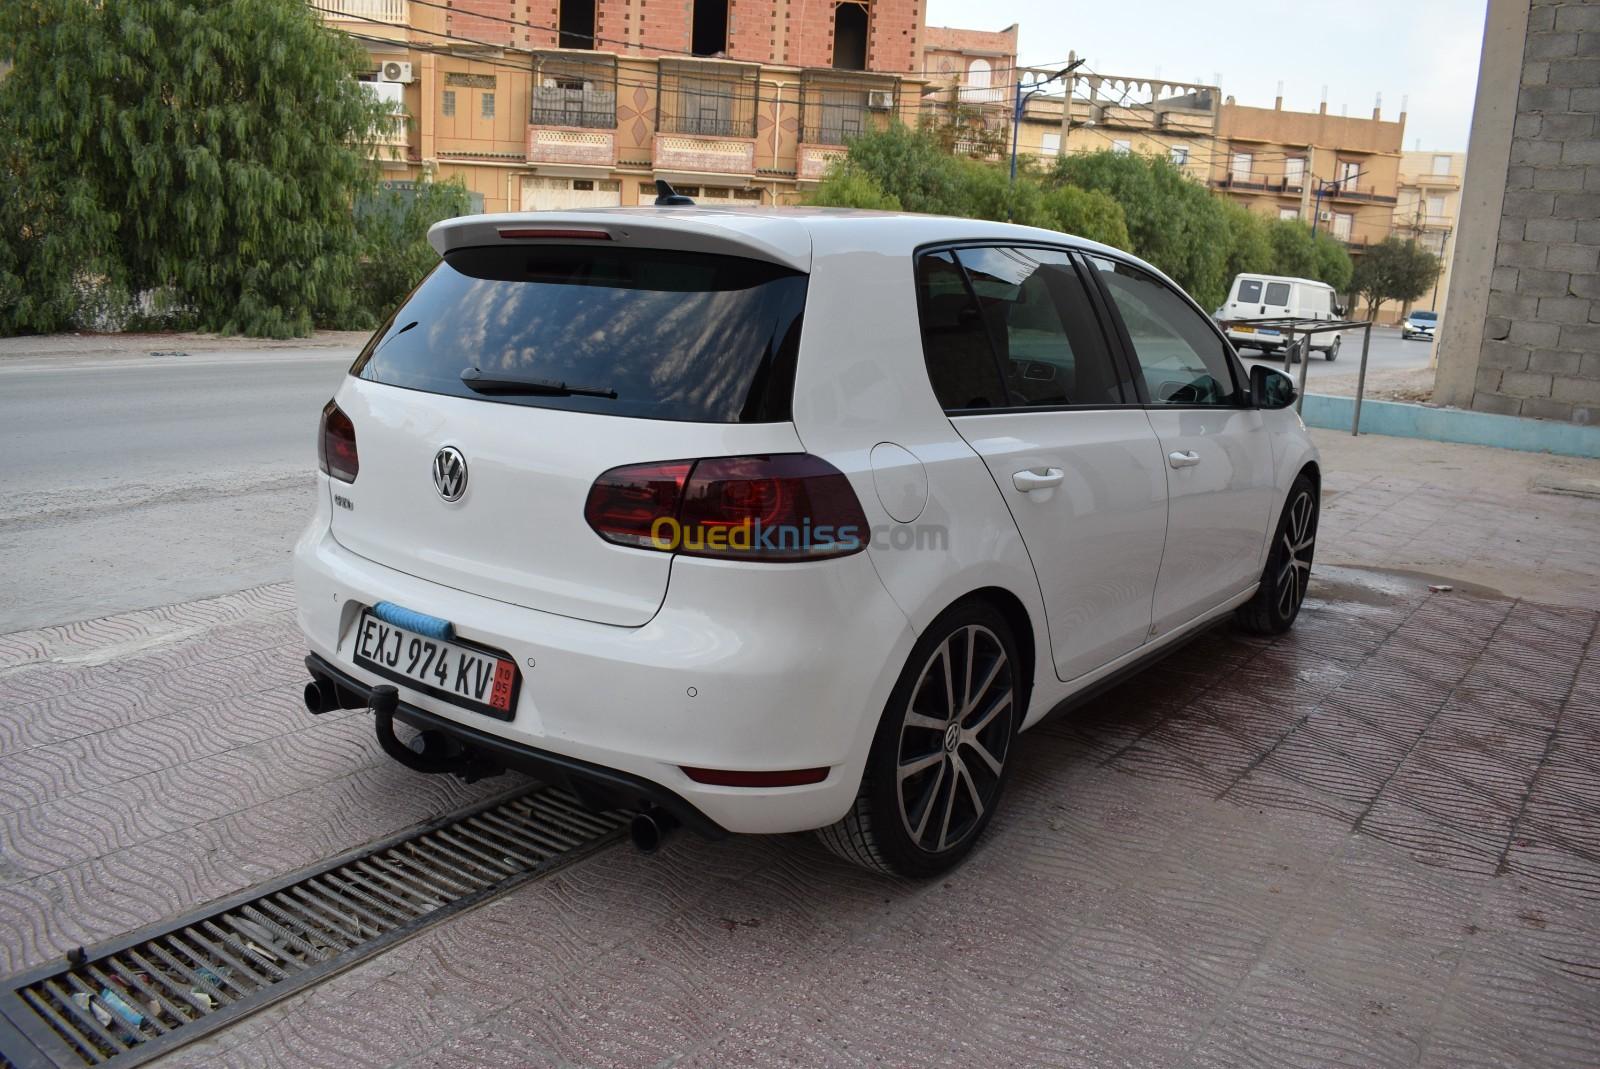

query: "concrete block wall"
(1473, 0), (1600, 424)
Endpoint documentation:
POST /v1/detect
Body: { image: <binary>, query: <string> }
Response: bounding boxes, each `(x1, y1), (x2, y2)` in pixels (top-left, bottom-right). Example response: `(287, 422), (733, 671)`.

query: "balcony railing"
(799, 72), (898, 147)
(531, 52), (617, 130)
(314, 0), (406, 23)
(657, 60), (759, 140)
(1214, 173), (1303, 195)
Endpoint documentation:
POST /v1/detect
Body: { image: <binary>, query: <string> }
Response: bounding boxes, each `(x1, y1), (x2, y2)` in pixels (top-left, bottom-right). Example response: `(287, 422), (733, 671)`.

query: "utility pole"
(1059, 50), (1078, 157)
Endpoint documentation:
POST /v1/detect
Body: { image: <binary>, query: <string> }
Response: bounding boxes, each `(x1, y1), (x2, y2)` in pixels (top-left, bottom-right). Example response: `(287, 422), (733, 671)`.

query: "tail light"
(318, 400), (359, 483)
(584, 454), (868, 561)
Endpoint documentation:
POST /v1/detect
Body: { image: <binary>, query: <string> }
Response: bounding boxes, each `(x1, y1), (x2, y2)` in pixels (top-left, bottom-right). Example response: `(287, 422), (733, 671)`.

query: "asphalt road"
(0, 327), (1432, 633)
(1236, 323), (1432, 382)
(0, 348), (355, 631)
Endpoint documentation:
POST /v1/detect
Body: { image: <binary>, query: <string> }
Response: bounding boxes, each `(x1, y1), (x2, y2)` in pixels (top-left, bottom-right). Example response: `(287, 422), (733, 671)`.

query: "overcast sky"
(925, 0), (1487, 150)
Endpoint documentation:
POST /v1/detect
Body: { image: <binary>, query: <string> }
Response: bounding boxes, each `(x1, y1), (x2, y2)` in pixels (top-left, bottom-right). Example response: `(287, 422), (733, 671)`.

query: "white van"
(1217, 274), (1344, 361)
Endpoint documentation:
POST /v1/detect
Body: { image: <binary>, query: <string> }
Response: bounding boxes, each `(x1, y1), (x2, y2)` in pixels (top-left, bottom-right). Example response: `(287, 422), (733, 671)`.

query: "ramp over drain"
(0, 785), (622, 1068)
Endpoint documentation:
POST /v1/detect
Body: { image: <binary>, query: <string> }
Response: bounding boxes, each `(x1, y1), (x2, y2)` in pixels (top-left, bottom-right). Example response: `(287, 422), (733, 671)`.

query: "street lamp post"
(1007, 58), (1084, 221)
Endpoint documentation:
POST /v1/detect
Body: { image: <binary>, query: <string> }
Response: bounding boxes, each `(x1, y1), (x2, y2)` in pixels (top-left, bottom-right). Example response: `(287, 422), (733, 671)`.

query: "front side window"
(1088, 256), (1240, 407)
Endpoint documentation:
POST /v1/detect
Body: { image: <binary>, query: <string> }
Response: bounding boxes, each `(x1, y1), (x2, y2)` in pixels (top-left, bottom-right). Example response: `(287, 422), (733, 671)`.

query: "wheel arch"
(947, 585), (1037, 712)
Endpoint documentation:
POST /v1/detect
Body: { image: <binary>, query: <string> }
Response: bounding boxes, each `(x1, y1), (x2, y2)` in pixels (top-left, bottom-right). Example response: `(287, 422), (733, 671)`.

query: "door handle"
(1168, 451), (1201, 469)
(1012, 467), (1065, 492)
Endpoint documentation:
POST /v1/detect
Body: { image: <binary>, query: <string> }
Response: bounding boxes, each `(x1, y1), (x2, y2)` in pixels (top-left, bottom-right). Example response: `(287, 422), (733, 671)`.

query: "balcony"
(527, 128), (616, 169)
(1214, 172), (1303, 196)
(1326, 182), (1398, 205)
(652, 134), (756, 179)
(797, 71), (898, 178)
(531, 52), (617, 131)
(313, 0), (406, 24)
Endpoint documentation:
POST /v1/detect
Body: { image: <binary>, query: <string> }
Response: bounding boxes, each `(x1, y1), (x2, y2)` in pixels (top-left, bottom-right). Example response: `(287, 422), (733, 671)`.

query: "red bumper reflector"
(680, 766), (830, 788)
(497, 227), (612, 240)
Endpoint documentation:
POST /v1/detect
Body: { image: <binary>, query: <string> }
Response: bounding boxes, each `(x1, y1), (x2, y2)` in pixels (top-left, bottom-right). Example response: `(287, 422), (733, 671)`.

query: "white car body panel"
(294, 207), (1320, 834)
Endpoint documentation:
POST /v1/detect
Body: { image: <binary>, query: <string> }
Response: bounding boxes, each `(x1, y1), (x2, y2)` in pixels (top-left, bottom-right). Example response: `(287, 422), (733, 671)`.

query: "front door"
(1085, 254), (1279, 636)
(917, 246), (1169, 681)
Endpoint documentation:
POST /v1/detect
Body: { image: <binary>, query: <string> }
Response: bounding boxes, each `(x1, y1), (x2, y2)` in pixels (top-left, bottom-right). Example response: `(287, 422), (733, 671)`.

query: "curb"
(1302, 393), (1600, 460)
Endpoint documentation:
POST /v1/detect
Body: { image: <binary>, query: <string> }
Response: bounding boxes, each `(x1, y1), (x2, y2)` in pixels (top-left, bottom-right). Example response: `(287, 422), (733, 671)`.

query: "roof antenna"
(654, 179), (694, 206)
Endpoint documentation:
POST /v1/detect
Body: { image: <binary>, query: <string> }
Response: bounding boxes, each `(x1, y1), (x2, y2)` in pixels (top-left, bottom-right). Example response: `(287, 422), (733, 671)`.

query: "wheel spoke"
(964, 688), (1012, 735)
(897, 750), (944, 783)
(938, 640), (956, 720)
(955, 754), (985, 822)
(966, 656), (1004, 717)
(936, 758), (959, 850)
(904, 711), (947, 733)
(963, 734), (1004, 775)
(962, 627), (976, 712)
(909, 759), (947, 842)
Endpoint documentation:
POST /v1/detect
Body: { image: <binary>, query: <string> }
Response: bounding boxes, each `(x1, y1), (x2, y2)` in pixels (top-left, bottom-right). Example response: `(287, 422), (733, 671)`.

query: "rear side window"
(1237, 278), (1263, 303)
(952, 246), (1122, 407)
(1264, 281), (1292, 305)
(916, 251), (1008, 410)
(353, 245), (807, 423)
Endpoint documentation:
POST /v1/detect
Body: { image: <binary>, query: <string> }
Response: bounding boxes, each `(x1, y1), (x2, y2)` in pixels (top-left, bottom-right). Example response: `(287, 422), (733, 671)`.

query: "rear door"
(1084, 254), (1278, 635)
(919, 245), (1169, 682)
(330, 242), (809, 627)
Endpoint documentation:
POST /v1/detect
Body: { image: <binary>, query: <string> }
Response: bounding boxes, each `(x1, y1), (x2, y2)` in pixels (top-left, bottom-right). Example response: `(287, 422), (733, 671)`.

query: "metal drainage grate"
(0, 785), (623, 1068)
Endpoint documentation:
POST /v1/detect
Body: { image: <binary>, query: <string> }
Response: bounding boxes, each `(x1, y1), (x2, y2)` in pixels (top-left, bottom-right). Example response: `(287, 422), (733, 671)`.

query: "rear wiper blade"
(459, 367), (617, 398)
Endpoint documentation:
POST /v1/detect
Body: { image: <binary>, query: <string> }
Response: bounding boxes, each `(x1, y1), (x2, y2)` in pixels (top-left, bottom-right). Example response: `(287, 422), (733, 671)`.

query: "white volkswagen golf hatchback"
(296, 206), (1319, 876)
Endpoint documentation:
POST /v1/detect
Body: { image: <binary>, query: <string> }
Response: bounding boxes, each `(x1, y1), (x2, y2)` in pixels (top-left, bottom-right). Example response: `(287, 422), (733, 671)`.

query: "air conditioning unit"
(379, 61), (414, 84)
(867, 90), (894, 111)
(1318, 210), (1332, 222)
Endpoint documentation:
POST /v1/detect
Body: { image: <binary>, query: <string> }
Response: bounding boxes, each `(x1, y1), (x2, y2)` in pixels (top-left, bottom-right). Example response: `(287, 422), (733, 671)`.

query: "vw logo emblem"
(943, 721), (960, 753)
(432, 446), (468, 502)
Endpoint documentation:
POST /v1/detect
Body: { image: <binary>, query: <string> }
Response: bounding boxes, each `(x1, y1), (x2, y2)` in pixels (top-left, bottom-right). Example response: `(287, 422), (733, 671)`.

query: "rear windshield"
(352, 245), (808, 422)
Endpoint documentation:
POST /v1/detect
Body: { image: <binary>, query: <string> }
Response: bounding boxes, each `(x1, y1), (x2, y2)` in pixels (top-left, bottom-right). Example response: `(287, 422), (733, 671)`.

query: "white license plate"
(351, 611), (519, 719)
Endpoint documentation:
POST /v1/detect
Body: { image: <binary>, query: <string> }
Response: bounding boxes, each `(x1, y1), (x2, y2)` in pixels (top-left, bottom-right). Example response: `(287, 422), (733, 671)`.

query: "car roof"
(1233, 273), (1330, 289)
(428, 205), (1131, 275)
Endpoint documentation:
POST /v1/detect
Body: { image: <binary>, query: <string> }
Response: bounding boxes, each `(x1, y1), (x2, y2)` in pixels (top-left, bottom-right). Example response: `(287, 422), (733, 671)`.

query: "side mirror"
(1333, 303), (1347, 317)
(1251, 363), (1297, 409)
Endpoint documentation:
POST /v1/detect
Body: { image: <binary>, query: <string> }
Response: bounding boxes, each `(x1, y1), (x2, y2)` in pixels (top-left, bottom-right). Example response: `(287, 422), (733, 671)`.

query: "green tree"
(808, 165), (904, 211)
(0, 0), (388, 337)
(810, 125), (971, 216)
(1221, 202), (1273, 294)
(1311, 232), (1354, 294)
(1049, 150), (1232, 309)
(354, 179), (474, 318)
(1349, 237), (1442, 320)
(1039, 186), (1131, 250)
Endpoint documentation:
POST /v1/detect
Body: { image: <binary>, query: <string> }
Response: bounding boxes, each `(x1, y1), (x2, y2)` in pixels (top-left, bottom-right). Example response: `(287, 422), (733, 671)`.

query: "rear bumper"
(1226, 329), (1284, 349)
(293, 496), (916, 835)
(305, 652), (727, 837)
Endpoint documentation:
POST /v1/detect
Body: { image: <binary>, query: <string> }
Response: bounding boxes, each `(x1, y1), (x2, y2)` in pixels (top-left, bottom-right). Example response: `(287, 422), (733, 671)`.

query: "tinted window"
(353, 246), (807, 423)
(1089, 256), (1241, 407)
(915, 251), (1007, 410)
(953, 246), (1122, 407)
(1237, 278), (1263, 303)
(1264, 281), (1292, 305)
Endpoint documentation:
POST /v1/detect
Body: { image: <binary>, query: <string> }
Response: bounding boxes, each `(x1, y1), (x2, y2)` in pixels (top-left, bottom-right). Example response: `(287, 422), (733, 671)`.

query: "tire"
(817, 601), (1023, 877)
(1235, 474), (1319, 636)
(1323, 335), (1341, 361)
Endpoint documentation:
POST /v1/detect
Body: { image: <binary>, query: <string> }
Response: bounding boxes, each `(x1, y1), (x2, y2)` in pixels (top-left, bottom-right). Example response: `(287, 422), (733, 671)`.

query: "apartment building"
(1013, 73), (1219, 181)
(1395, 149), (1466, 312)
(1209, 96), (1405, 253)
(316, 0), (945, 211)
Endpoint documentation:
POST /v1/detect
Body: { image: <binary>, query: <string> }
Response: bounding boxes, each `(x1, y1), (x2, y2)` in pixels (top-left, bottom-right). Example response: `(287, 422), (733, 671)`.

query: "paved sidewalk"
(0, 433), (1597, 1067)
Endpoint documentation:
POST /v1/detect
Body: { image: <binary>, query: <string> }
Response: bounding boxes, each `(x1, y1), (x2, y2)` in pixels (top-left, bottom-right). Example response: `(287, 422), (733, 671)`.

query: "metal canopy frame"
(1220, 317), (1376, 434)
